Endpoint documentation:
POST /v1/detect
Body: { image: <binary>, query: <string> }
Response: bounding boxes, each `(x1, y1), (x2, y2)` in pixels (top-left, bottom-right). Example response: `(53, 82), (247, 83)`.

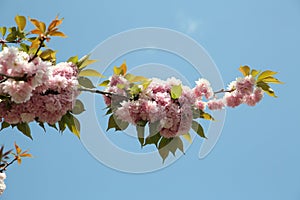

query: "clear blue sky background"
(1, 0), (300, 199)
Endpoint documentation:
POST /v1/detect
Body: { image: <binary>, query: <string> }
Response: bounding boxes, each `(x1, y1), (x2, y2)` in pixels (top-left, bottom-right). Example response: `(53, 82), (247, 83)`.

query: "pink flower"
(223, 92), (243, 108)
(207, 99), (225, 110)
(193, 78), (213, 99)
(195, 100), (206, 110)
(245, 87), (264, 106)
(2, 80), (33, 103)
(236, 75), (255, 96)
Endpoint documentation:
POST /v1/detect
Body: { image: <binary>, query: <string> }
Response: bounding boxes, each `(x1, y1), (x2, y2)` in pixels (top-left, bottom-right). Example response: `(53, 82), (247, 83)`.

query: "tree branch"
(0, 158), (17, 173)
(214, 88), (235, 95)
(28, 36), (47, 63)
(78, 87), (130, 100)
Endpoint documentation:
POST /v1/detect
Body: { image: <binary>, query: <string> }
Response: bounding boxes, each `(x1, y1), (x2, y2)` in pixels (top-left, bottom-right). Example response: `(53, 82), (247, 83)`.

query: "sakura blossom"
(0, 173), (6, 195)
(0, 48), (79, 125)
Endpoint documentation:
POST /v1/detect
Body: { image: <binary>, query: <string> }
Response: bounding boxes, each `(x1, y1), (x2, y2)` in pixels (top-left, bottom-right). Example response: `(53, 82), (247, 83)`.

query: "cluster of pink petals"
(0, 47), (79, 125)
(106, 76), (195, 138)
(104, 74), (265, 138)
(0, 47), (51, 103)
(223, 75), (263, 107)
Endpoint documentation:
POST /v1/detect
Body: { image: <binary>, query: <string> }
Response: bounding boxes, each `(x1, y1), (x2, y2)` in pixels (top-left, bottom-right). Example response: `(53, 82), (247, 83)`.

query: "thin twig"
(0, 158), (17, 173)
(214, 88), (235, 94)
(0, 73), (28, 82)
(28, 37), (46, 63)
(78, 87), (129, 100)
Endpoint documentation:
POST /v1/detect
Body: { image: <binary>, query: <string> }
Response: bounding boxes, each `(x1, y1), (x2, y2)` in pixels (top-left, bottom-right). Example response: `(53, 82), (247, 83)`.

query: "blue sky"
(1, 0), (300, 199)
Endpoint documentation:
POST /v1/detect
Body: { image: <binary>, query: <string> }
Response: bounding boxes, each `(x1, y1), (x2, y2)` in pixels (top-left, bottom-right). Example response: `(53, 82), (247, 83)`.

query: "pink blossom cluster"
(0, 173), (6, 195)
(223, 76), (263, 107)
(0, 47), (79, 125)
(104, 74), (264, 138)
(112, 77), (195, 138)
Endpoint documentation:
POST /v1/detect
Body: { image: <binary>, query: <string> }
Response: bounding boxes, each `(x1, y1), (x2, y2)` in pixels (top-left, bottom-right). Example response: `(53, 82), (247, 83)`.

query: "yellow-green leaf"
(67, 55), (78, 64)
(39, 49), (56, 61)
(0, 27), (7, 36)
(251, 69), (261, 78)
(64, 112), (80, 138)
(77, 55), (97, 69)
(113, 62), (127, 75)
(257, 70), (278, 82)
(170, 84), (182, 99)
(15, 15), (26, 31)
(261, 77), (283, 84)
(201, 112), (215, 121)
(182, 133), (192, 143)
(78, 69), (104, 78)
(256, 81), (277, 97)
(98, 80), (110, 87)
(239, 65), (250, 76)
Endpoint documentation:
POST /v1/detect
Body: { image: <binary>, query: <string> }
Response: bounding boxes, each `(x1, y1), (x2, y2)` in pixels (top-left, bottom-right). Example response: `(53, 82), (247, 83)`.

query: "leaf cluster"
(239, 65), (283, 97)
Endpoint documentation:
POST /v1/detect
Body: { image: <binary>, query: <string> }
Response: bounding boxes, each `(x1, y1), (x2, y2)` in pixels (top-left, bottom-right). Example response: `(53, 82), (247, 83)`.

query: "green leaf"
(0, 27), (7, 37)
(17, 123), (32, 140)
(1, 121), (10, 131)
(78, 69), (104, 78)
(39, 49), (56, 61)
(58, 119), (66, 132)
(71, 99), (85, 115)
(170, 84), (182, 99)
(192, 121), (206, 139)
(48, 123), (58, 130)
(158, 137), (173, 162)
(63, 112), (80, 138)
(106, 115), (121, 131)
(38, 122), (46, 132)
(98, 80), (110, 87)
(256, 81), (277, 97)
(67, 55), (78, 64)
(257, 70), (278, 82)
(239, 65), (250, 76)
(78, 77), (95, 88)
(15, 15), (26, 31)
(105, 108), (112, 115)
(114, 117), (129, 131)
(19, 43), (30, 53)
(149, 121), (160, 136)
(182, 133), (192, 143)
(77, 55), (97, 69)
(145, 132), (162, 147)
(129, 84), (142, 96)
(168, 137), (184, 155)
(136, 125), (145, 147)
